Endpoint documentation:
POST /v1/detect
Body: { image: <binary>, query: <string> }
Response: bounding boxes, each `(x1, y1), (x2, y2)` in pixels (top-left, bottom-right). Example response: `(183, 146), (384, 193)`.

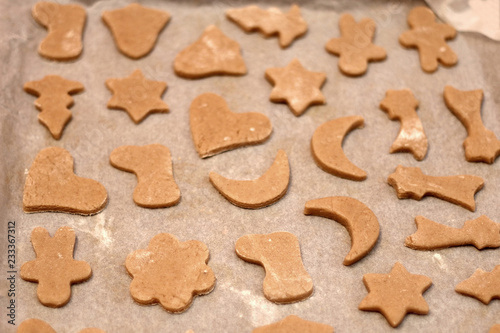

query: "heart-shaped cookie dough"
(23, 147), (108, 215)
(190, 93), (272, 158)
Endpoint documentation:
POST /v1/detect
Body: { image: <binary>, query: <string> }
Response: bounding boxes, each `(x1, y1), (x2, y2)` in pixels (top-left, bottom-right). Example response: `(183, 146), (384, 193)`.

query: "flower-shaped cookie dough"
(125, 233), (215, 312)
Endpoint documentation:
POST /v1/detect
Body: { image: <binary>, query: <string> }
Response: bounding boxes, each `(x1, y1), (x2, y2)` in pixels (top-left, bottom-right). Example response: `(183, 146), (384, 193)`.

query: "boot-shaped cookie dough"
(23, 147), (108, 215)
(32, 2), (86, 60)
(24, 75), (84, 140)
(20, 227), (92, 307)
(444, 86), (500, 164)
(253, 315), (334, 333)
(380, 89), (428, 161)
(174, 25), (247, 79)
(126, 233), (215, 313)
(226, 5), (308, 48)
(387, 165), (484, 211)
(235, 232), (313, 303)
(110, 144), (181, 208)
(325, 13), (386, 76)
(102, 3), (170, 59)
(405, 215), (500, 250)
(399, 6), (457, 73)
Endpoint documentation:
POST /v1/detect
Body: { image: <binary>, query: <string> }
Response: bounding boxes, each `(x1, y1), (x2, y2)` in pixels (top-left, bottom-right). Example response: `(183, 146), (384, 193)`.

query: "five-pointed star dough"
(265, 58), (326, 116)
(359, 262), (432, 328)
(105, 69), (169, 123)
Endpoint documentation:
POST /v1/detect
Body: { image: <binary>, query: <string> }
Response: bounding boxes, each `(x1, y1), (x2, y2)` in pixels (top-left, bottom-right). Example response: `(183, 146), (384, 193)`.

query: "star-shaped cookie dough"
(265, 58), (326, 116)
(105, 69), (169, 123)
(359, 262), (432, 328)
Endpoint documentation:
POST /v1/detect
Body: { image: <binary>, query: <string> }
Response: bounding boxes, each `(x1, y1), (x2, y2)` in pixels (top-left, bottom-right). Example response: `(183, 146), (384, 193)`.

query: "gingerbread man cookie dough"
(325, 13), (386, 76)
(399, 6), (457, 73)
(20, 226), (92, 307)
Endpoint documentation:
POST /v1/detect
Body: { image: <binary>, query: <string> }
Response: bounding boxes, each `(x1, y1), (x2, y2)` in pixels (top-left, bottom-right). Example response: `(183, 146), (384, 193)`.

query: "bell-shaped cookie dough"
(102, 3), (170, 59)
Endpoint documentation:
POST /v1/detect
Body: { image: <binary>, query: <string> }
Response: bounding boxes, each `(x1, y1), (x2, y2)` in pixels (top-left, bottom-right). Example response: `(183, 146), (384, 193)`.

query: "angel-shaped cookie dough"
(399, 6), (457, 73)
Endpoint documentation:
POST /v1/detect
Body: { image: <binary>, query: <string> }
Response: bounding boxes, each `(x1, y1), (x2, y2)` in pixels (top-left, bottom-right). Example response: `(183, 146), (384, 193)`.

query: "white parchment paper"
(0, 0), (499, 332)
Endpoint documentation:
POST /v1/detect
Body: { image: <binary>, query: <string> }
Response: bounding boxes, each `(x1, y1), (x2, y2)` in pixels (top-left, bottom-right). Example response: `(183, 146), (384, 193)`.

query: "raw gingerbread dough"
(387, 165), (484, 212)
(380, 89), (428, 161)
(265, 58), (326, 116)
(20, 226), (92, 308)
(209, 150), (289, 209)
(359, 262), (432, 328)
(190, 93), (272, 158)
(444, 85), (500, 164)
(174, 25), (247, 79)
(235, 232), (313, 303)
(102, 3), (170, 59)
(126, 233), (215, 313)
(399, 6), (457, 73)
(226, 5), (307, 48)
(32, 2), (86, 60)
(253, 315), (333, 333)
(455, 265), (500, 304)
(325, 13), (386, 76)
(311, 116), (367, 181)
(23, 147), (108, 215)
(405, 215), (500, 250)
(105, 69), (169, 124)
(24, 75), (84, 140)
(304, 196), (380, 266)
(110, 144), (180, 208)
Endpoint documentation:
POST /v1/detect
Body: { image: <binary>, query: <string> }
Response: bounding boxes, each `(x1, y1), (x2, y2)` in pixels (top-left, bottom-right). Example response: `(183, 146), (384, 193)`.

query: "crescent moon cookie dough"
(304, 196), (380, 266)
(190, 93), (272, 158)
(399, 6), (457, 73)
(444, 86), (500, 163)
(235, 232), (313, 303)
(387, 165), (484, 212)
(105, 69), (169, 124)
(110, 144), (181, 208)
(253, 315), (334, 333)
(325, 13), (386, 76)
(23, 147), (108, 215)
(209, 150), (290, 209)
(311, 116), (367, 181)
(380, 89), (428, 161)
(359, 262), (432, 328)
(32, 2), (86, 60)
(102, 3), (170, 59)
(265, 59), (326, 116)
(20, 227), (92, 308)
(226, 4), (307, 48)
(125, 233), (215, 313)
(174, 25), (247, 79)
(24, 75), (84, 140)
(405, 215), (500, 251)
(455, 265), (500, 304)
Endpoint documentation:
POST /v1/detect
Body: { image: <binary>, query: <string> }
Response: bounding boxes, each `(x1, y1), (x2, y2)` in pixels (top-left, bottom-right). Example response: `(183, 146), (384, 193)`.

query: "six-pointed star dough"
(359, 262), (432, 328)
(106, 69), (169, 123)
(265, 58), (326, 116)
